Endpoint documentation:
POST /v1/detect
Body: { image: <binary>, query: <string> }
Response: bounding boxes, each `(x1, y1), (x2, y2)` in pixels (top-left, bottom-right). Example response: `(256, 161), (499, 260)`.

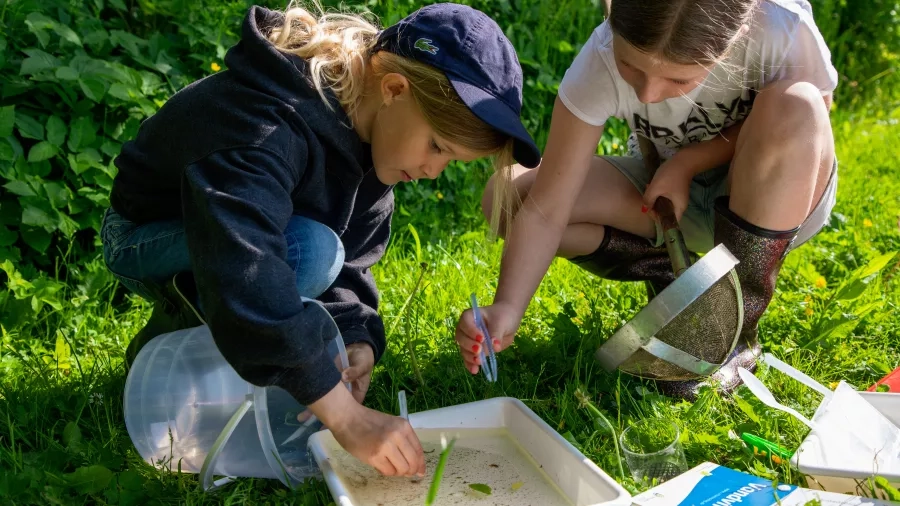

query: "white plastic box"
(308, 397), (631, 506)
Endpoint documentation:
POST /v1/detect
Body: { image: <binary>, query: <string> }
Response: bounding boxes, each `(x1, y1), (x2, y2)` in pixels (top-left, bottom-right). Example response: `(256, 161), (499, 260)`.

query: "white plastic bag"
(738, 354), (900, 483)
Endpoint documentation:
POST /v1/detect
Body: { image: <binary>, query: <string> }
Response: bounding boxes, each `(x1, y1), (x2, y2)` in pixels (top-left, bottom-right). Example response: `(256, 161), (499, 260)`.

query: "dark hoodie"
(109, 6), (392, 405)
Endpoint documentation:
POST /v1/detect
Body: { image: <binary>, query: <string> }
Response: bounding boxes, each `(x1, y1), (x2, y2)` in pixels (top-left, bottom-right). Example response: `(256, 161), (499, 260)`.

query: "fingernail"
(641, 205), (648, 213)
(472, 344), (479, 353)
(475, 334), (483, 343)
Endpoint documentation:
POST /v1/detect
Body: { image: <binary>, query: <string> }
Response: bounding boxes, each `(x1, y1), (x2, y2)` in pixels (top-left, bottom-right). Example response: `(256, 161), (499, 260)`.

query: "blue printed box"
(630, 462), (894, 506)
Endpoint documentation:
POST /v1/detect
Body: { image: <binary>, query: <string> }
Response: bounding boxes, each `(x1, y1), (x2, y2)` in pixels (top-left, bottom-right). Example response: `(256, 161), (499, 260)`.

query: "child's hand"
(642, 159), (694, 222)
(342, 343), (374, 404)
(334, 405), (425, 477)
(310, 382), (425, 477)
(454, 302), (521, 375)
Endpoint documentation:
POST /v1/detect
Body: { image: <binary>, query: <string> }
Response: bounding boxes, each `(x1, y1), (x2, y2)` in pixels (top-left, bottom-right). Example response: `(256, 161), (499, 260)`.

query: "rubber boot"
(125, 271), (204, 369)
(658, 197), (798, 400)
(568, 226), (681, 299)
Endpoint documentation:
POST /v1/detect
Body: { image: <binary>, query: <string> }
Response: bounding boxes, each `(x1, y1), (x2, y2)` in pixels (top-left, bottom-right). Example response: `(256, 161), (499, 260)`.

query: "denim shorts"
(100, 207), (345, 301)
(602, 156), (839, 254)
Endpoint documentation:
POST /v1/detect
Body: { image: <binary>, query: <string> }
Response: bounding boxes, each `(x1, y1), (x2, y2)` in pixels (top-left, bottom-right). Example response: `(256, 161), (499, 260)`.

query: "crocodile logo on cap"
(414, 37), (439, 55)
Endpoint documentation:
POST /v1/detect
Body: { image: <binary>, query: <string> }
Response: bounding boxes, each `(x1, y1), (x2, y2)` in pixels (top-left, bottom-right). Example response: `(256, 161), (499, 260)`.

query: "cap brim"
(446, 77), (542, 169)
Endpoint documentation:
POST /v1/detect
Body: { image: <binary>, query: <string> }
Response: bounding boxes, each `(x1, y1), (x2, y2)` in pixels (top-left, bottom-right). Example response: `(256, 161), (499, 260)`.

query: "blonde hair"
(267, 1), (517, 227)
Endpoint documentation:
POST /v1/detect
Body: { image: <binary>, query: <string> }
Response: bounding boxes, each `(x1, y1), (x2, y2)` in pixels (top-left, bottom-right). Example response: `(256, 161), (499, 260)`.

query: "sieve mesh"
(619, 273), (741, 380)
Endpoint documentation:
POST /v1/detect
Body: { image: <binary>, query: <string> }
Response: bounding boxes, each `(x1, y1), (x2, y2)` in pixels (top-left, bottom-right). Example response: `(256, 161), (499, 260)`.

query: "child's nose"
(421, 160), (446, 180)
(636, 80), (663, 104)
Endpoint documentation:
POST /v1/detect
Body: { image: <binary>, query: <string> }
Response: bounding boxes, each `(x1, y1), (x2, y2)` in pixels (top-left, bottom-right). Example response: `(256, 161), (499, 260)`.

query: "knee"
(285, 217), (345, 298)
(750, 81), (830, 137)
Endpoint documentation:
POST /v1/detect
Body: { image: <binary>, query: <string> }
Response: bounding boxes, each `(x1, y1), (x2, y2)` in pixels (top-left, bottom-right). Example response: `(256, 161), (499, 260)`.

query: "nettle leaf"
(110, 30), (148, 59)
(78, 187), (107, 205)
(4, 181), (36, 197)
(15, 112), (44, 140)
(46, 116), (67, 147)
(0, 105), (14, 137)
(78, 148), (105, 168)
(79, 77), (108, 103)
(68, 196), (90, 215)
(20, 48), (62, 75)
(44, 182), (71, 208)
(58, 213), (79, 238)
(53, 24), (82, 47)
(108, 83), (134, 101)
(67, 154), (89, 175)
(110, 0), (127, 11)
(101, 140), (121, 158)
(55, 66), (80, 81)
(94, 171), (113, 191)
(25, 13), (56, 48)
(25, 12), (56, 29)
(21, 197), (58, 229)
(95, 63), (133, 85)
(68, 116), (97, 152)
(27, 141), (58, 162)
(140, 71), (162, 95)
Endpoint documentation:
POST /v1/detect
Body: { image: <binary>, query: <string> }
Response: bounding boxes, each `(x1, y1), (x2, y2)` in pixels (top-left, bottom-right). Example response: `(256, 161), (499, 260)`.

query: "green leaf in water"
(425, 438), (455, 506)
(469, 483), (492, 495)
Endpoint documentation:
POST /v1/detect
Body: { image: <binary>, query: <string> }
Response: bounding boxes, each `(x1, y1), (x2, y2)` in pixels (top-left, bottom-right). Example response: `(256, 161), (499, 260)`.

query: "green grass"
(2, 111), (899, 505)
(2, 0), (900, 503)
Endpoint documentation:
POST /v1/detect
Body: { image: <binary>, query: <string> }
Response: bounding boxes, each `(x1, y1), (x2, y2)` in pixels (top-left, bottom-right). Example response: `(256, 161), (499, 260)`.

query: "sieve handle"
(654, 197), (692, 276)
(637, 135), (693, 277)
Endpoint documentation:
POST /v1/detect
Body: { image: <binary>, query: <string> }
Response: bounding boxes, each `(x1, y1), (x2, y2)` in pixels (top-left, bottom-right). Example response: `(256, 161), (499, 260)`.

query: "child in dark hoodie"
(102, 2), (540, 477)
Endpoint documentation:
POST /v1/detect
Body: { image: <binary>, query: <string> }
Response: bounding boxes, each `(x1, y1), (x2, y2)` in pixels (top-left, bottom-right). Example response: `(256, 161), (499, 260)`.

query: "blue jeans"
(100, 208), (345, 303)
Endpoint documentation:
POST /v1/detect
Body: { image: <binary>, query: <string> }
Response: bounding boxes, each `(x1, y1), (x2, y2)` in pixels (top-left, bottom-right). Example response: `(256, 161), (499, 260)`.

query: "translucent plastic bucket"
(123, 299), (348, 490)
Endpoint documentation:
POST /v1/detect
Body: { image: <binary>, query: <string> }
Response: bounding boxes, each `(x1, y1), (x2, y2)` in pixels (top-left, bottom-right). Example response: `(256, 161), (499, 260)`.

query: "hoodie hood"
(224, 6), (368, 165)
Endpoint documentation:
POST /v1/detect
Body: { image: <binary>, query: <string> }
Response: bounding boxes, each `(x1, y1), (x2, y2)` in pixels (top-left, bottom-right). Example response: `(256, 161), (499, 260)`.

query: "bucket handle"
(200, 395), (254, 491)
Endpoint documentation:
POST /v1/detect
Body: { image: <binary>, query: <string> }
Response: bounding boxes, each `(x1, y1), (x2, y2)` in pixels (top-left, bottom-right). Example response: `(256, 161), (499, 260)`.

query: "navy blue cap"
(373, 3), (541, 168)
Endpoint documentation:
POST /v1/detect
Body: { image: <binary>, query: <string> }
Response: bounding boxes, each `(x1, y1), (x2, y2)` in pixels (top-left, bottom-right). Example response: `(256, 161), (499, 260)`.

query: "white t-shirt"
(558, 0), (838, 160)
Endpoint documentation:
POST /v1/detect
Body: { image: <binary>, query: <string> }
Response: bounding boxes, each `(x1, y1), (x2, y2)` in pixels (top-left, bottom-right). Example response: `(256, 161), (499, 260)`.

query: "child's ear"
(380, 73), (410, 105)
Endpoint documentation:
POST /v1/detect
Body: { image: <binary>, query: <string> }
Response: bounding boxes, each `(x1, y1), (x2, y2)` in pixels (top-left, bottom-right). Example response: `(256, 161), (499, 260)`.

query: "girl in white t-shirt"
(455, 0), (838, 399)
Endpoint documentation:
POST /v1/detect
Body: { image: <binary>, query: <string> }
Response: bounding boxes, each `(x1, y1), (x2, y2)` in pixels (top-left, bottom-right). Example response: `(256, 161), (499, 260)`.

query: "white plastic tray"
(308, 396), (631, 506)
(795, 391), (900, 498)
